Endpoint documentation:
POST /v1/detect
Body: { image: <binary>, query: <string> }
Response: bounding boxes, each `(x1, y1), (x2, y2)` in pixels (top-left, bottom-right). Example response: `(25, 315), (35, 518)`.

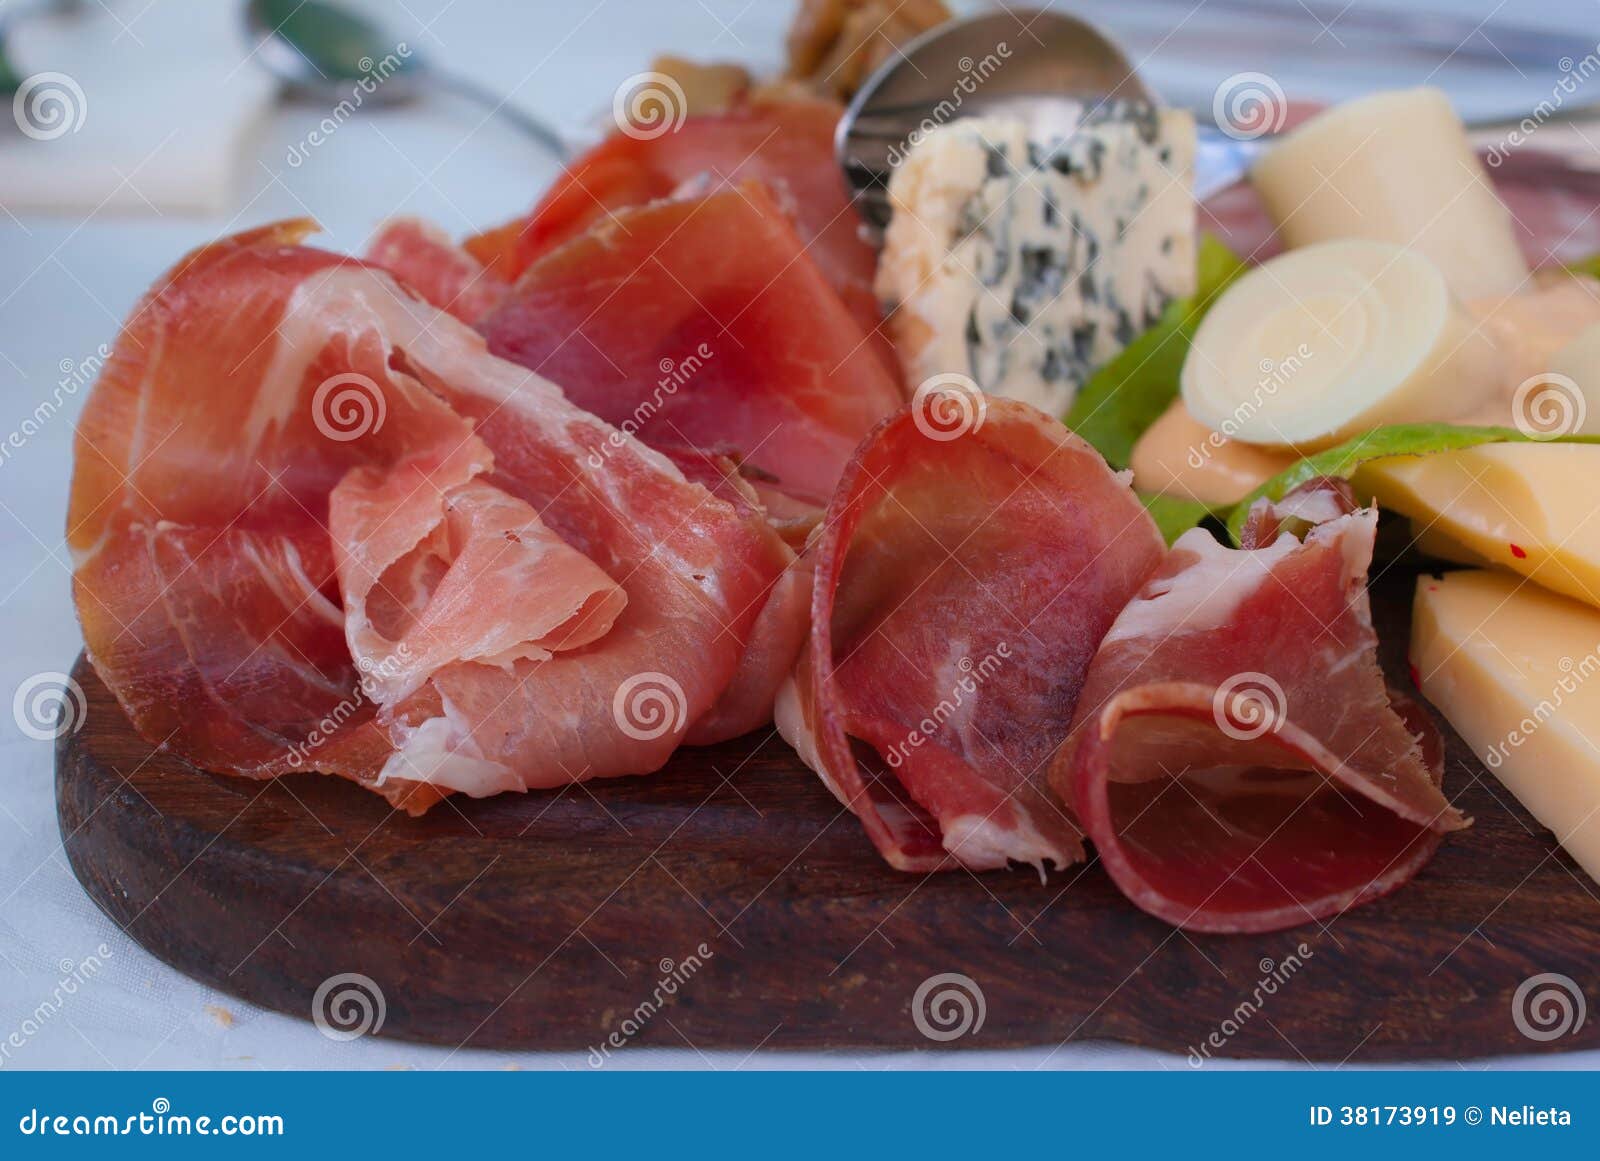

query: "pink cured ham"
(778, 392), (1167, 872)
(479, 183), (904, 507)
(69, 221), (793, 811)
(365, 218), (508, 324)
(1051, 483), (1468, 933)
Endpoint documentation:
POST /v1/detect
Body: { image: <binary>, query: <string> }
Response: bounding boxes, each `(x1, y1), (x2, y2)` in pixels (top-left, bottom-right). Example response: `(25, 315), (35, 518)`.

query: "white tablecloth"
(1, 0), (1596, 1071)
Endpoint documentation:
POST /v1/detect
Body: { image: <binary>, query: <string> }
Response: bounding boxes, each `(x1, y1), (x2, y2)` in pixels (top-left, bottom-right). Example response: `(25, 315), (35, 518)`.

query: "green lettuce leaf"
(1222, 423), (1600, 544)
(1140, 493), (1216, 545)
(1064, 234), (1248, 469)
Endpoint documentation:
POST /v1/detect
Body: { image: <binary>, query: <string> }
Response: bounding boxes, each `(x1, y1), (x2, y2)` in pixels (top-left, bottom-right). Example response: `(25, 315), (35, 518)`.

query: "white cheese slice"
(1180, 240), (1503, 450)
(1412, 569), (1600, 883)
(875, 105), (1195, 418)
(1250, 87), (1529, 300)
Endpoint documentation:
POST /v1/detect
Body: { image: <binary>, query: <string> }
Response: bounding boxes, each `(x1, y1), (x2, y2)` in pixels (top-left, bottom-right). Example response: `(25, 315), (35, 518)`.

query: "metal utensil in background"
(244, 0), (567, 160)
(0, 0), (85, 100)
(837, 9), (1157, 229)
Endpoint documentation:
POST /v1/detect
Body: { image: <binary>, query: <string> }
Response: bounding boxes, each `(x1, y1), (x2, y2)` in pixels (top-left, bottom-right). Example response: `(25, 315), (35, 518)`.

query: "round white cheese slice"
(1180, 239), (1502, 449)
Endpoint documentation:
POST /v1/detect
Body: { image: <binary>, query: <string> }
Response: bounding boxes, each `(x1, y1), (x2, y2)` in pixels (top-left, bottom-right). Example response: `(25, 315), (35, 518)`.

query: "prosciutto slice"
(463, 98), (882, 334)
(1051, 482), (1468, 932)
(778, 393), (1167, 871)
(365, 218), (507, 324)
(69, 221), (794, 811)
(479, 183), (903, 507)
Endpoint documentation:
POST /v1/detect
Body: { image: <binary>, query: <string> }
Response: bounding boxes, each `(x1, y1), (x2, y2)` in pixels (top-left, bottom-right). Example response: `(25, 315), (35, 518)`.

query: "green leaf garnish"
(1140, 492), (1216, 545)
(1064, 234), (1247, 469)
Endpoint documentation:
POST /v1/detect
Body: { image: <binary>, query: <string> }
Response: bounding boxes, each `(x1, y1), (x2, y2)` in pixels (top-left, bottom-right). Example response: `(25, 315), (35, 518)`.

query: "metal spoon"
(245, 0), (567, 160)
(837, 10), (1163, 228)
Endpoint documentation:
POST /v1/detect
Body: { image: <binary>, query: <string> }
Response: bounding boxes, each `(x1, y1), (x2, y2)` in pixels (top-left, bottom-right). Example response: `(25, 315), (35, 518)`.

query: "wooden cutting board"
(56, 568), (1600, 1061)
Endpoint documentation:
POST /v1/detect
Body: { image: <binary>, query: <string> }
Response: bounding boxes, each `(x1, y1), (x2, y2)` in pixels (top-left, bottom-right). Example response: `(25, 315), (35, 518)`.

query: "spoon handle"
(432, 69), (568, 161)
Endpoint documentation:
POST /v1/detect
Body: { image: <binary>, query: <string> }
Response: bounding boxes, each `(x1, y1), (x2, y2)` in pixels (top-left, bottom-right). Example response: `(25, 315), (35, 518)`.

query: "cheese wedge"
(1358, 443), (1600, 607)
(1250, 87), (1529, 300)
(1412, 570), (1600, 883)
(1181, 240), (1503, 450)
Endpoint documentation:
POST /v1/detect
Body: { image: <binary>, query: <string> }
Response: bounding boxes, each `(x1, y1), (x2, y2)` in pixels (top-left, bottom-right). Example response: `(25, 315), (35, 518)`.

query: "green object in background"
(1064, 234), (1248, 470)
(1141, 493), (1215, 546)
(250, 0), (418, 83)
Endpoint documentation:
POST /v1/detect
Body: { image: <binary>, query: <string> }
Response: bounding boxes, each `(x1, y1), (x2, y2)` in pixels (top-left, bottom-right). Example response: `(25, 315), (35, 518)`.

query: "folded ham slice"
(478, 183), (903, 507)
(69, 221), (794, 811)
(778, 393), (1167, 872)
(1051, 481), (1468, 932)
(463, 98), (882, 335)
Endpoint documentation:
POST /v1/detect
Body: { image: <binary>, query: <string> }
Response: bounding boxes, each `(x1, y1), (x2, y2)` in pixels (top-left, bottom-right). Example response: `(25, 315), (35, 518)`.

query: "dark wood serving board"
(56, 569), (1600, 1062)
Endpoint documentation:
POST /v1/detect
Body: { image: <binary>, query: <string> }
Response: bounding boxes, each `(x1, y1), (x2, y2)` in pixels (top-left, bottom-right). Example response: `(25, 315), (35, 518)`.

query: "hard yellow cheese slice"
(1412, 569), (1600, 882)
(1358, 443), (1600, 607)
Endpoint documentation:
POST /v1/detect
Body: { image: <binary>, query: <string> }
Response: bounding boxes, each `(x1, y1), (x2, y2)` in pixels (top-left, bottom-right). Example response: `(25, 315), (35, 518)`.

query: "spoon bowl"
(246, 0), (566, 159)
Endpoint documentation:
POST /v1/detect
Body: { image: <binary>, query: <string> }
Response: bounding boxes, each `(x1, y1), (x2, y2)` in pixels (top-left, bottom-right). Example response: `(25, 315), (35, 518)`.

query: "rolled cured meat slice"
(1051, 482), (1468, 932)
(69, 221), (795, 810)
(778, 392), (1167, 872)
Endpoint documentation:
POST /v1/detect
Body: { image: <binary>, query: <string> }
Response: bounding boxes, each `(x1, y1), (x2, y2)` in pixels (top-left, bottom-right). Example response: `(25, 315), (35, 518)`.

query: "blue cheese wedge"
(875, 106), (1196, 417)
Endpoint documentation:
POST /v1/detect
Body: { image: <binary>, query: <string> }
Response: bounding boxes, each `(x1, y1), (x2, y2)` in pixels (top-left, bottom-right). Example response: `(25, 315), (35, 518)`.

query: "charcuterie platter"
(55, 563), (1600, 1058)
(55, 3), (1600, 1061)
